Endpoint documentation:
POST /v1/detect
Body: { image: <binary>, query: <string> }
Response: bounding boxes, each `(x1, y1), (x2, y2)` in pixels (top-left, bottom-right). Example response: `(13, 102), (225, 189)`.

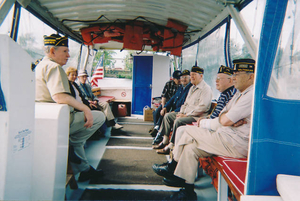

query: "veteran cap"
(232, 59), (255, 73)
(218, 65), (233, 75)
(44, 34), (69, 47)
(181, 69), (190, 76)
(191, 66), (204, 74)
(172, 70), (182, 79)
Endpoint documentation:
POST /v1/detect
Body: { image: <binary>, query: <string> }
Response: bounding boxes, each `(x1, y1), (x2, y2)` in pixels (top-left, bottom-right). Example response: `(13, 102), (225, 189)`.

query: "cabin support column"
(0, 0), (16, 26)
(227, 4), (257, 59)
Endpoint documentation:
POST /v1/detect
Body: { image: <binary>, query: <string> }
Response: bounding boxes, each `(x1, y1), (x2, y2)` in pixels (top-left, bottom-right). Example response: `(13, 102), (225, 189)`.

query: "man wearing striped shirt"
(202, 65), (236, 120)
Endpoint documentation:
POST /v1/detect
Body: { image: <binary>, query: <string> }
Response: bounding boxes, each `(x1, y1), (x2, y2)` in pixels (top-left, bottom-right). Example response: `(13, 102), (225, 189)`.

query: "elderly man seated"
(152, 66), (212, 150)
(35, 34), (106, 182)
(152, 59), (255, 200)
(150, 70), (192, 145)
(155, 65), (237, 155)
(150, 70), (182, 136)
(76, 69), (123, 130)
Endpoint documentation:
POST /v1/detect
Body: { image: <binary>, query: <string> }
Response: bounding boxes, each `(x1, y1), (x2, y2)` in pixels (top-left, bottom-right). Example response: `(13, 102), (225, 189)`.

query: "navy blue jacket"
(164, 82), (192, 112)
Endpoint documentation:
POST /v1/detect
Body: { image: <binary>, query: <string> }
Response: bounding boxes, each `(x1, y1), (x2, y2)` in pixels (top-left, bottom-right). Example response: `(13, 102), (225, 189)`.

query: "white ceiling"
(25, 0), (249, 50)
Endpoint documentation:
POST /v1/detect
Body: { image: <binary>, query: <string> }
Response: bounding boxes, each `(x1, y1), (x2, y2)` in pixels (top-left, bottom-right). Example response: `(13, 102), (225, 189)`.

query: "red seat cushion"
(213, 156), (247, 195)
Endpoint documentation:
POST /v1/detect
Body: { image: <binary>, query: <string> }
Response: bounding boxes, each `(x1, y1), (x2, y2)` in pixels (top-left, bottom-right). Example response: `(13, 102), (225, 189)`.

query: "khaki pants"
(98, 101), (114, 121)
(69, 110), (105, 173)
(173, 126), (244, 184)
(159, 112), (196, 143)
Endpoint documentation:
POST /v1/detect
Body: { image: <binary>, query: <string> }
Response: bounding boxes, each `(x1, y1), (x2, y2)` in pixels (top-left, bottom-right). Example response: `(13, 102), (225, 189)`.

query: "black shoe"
(152, 132), (163, 145)
(152, 162), (168, 169)
(163, 177), (185, 187)
(165, 188), (197, 200)
(78, 166), (104, 182)
(150, 129), (158, 137)
(152, 164), (174, 178)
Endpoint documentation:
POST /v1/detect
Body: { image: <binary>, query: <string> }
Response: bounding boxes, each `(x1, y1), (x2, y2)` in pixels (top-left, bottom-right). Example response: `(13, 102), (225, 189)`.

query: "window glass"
(181, 44), (197, 71)
(196, 25), (226, 99)
(0, 4), (14, 35)
(267, 0), (300, 100)
(17, 8), (85, 70)
(230, 0), (265, 60)
(240, 0), (265, 43)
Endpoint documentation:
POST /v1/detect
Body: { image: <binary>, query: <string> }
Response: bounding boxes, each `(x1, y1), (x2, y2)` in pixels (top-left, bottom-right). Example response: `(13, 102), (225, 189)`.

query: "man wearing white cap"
(77, 69), (123, 130)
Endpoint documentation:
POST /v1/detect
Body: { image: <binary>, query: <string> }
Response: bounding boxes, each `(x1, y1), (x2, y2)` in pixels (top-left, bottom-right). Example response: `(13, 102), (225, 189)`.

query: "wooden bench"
(66, 161), (78, 190)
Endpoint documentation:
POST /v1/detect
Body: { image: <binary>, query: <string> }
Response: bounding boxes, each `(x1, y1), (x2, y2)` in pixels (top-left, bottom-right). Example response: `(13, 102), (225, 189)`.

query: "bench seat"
(212, 156), (247, 199)
(97, 95), (115, 102)
(199, 156), (247, 201)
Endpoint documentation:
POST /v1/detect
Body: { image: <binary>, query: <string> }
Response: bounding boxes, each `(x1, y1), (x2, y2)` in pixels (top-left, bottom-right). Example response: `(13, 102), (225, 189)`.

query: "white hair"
(43, 45), (59, 54)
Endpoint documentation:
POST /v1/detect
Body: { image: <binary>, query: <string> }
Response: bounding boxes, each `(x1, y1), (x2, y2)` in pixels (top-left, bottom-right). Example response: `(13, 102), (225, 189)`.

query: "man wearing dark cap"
(151, 70), (192, 146)
(35, 34), (106, 182)
(150, 70), (181, 135)
(153, 59), (255, 200)
(155, 65), (237, 155)
(203, 65), (236, 119)
(152, 66), (212, 151)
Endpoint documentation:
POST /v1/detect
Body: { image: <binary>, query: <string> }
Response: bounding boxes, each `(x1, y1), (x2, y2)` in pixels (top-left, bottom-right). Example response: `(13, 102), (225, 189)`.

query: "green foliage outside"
(92, 50), (133, 79)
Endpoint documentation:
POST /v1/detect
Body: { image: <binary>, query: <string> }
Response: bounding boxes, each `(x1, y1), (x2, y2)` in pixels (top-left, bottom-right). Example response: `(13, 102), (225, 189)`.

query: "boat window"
(267, 0), (300, 100)
(196, 25), (226, 99)
(16, 7), (89, 71)
(0, 5), (14, 36)
(240, 0), (265, 43)
(230, 20), (251, 60)
(181, 44), (197, 71)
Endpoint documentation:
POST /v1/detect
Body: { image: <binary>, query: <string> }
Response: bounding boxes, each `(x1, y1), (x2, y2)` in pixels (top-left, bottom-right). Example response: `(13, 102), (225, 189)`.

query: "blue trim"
(10, 2), (21, 41)
(224, 16), (232, 68)
(246, 0), (293, 196)
(237, 0), (253, 11)
(0, 66), (7, 111)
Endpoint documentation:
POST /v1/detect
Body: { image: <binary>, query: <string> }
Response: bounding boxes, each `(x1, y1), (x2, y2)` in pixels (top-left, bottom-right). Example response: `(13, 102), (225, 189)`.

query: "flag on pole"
(91, 54), (104, 87)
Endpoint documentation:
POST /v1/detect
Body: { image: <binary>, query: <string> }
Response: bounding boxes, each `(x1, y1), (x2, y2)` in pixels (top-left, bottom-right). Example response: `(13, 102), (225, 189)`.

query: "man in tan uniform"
(35, 34), (106, 182)
(152, 66), (212, 148)
(153, 59), (255, 200)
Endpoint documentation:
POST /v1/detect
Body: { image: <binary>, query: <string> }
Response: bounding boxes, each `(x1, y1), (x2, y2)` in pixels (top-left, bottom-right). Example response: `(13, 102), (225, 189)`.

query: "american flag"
(91, 54), (104, 87)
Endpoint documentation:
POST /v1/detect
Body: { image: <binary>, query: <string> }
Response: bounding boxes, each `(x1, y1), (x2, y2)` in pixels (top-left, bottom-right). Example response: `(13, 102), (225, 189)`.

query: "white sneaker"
(112, 123), (123, 130)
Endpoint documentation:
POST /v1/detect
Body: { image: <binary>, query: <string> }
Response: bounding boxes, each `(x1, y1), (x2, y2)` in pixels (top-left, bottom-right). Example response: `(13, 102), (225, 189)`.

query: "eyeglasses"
(215, 77), (230, 81)
(181, 76), (189, 79)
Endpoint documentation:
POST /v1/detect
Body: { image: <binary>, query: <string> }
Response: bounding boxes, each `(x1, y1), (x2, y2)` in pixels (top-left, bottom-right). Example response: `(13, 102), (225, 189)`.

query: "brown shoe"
(152, 142), (166, 149)
(156, 146), (170, 155)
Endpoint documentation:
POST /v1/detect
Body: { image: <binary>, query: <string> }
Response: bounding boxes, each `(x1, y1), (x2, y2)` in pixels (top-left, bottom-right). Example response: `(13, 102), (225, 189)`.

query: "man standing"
(152, 66), (212, 148)
(153, 59), (255, 200)
(35, 34), (106, 182)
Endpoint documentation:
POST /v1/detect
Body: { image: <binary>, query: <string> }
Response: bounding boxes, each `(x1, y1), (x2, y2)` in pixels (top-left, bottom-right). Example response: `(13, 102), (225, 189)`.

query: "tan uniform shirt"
(212, 84), (254, 156)
(179, 80), (212, 117)
(35, 56), (70, 103)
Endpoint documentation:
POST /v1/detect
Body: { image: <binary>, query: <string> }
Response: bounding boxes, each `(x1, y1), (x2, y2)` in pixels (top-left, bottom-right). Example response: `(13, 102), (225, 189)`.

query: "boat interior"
(1, 0), (300, 200)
